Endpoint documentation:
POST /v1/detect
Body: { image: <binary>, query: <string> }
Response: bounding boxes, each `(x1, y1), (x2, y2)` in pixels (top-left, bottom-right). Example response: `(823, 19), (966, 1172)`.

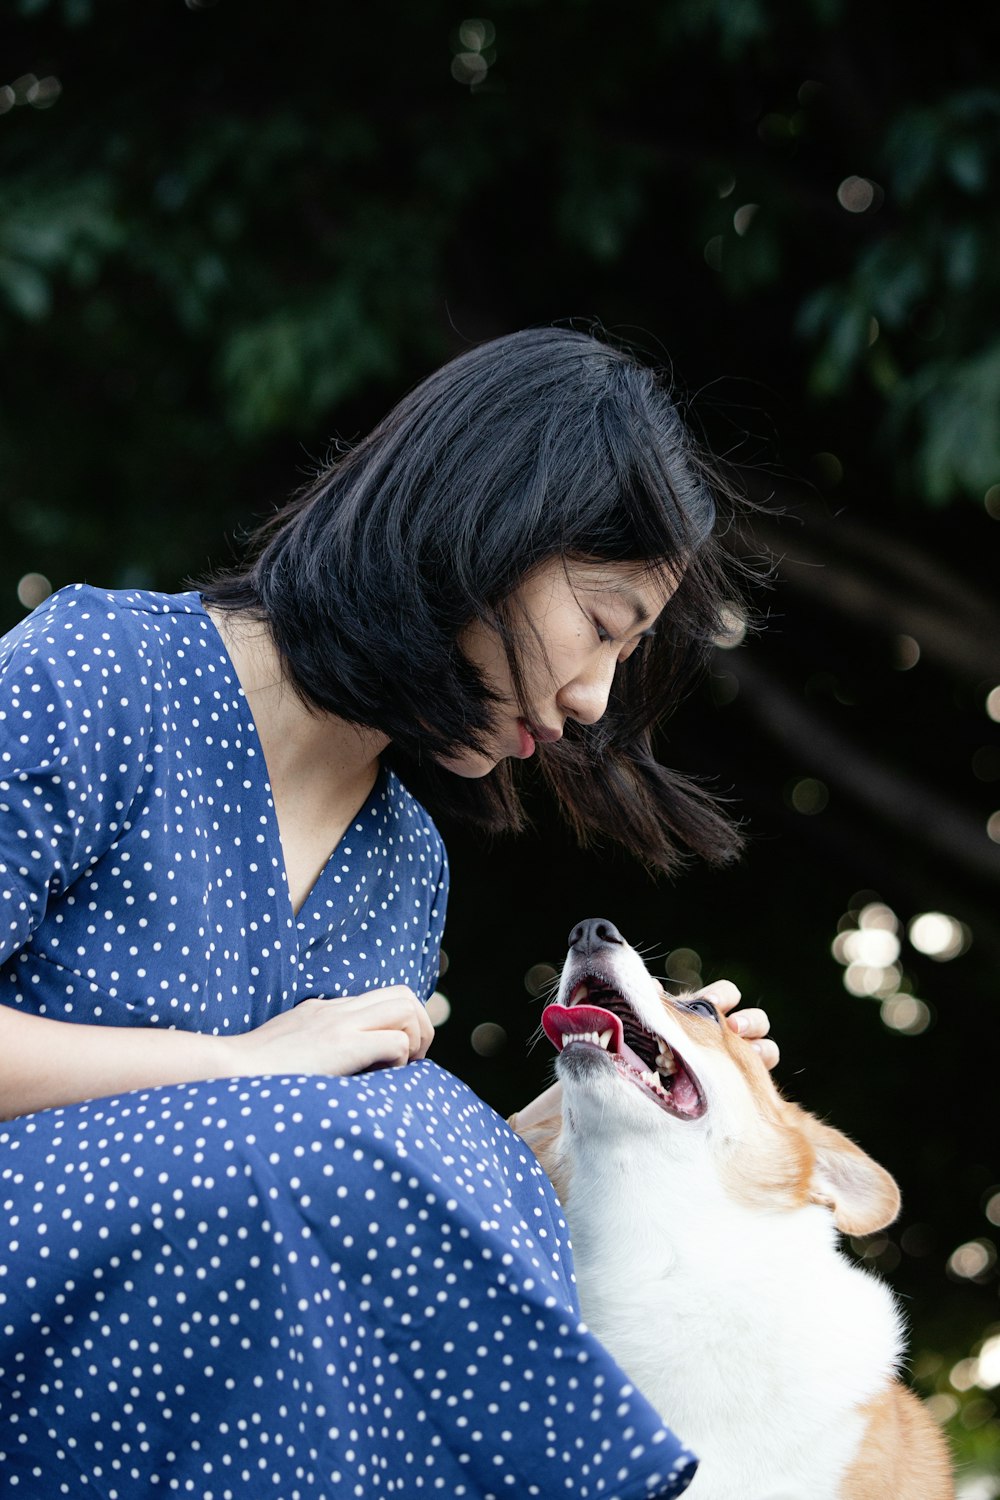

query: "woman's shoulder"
(0, 585), (226, 747)
(1, 584), (229, 685)
(2, 583), (206, 653)
(382, 768), (447, 844)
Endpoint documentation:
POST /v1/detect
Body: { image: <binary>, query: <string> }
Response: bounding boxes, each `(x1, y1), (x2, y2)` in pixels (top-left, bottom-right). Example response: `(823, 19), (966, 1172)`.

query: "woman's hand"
(227, 986), (435, 1080)
(691, 979), (779, 1070)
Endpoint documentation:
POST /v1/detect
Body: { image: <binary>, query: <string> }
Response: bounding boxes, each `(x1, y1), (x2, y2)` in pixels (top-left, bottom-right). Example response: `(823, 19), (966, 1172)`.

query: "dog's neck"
(563, 1125), (836, 1279)
(556, 1122), (904, 1500)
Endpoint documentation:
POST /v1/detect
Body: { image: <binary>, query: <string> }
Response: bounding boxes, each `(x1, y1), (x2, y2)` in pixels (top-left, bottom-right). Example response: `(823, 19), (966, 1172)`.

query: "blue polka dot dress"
(0, 587), (696, 1498)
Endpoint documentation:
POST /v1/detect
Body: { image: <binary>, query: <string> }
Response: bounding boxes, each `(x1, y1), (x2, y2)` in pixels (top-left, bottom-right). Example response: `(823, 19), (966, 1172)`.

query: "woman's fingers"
(725, 1005), (770, 1040)
(750, 1037), (780, 1071)
(691, 979), (742, 1015)
(334, 987), (432, 1053)
(690, 982), (780, 1072)
(235, 985), (433, 1079)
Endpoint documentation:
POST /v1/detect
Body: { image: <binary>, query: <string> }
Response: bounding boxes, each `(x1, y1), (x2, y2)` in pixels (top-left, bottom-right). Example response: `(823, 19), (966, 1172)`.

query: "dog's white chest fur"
(564, 1134), (903, 1500)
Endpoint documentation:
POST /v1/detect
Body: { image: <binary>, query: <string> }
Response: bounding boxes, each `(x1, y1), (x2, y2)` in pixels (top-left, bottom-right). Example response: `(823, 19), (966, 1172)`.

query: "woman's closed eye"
(595, 623), (653, 664)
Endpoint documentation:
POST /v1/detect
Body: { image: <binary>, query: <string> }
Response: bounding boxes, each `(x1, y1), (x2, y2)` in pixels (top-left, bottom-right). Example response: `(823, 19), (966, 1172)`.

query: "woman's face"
(441, 558), (679, 779)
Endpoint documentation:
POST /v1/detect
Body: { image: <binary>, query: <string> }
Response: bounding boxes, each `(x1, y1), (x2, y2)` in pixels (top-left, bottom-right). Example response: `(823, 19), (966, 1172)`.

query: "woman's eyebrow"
(619, 588), (658, 631)
(585, 575), (664, 633)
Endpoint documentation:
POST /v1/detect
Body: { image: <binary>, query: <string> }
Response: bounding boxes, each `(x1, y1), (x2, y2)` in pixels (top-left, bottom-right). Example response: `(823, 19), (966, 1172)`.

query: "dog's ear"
(802, 1115), (901, 1235)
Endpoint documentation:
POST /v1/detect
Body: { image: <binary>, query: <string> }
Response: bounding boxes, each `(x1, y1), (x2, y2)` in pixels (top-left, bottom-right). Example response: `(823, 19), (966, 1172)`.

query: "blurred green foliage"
(2, 0), (999, 1487)
(1, 0), (998, 597)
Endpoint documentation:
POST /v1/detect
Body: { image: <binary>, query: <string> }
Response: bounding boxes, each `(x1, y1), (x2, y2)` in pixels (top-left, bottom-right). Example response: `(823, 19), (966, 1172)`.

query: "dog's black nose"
(568, 918), (626, 955)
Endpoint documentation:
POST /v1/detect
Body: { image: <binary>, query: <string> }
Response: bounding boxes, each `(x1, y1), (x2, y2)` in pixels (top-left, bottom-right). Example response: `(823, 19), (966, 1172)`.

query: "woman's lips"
(517, 719), (536, 758)
(521, 719), (563, 749)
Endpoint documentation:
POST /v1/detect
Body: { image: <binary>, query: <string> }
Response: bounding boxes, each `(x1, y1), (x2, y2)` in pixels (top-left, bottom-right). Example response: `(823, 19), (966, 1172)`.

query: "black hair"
(200, 326), (749, 874)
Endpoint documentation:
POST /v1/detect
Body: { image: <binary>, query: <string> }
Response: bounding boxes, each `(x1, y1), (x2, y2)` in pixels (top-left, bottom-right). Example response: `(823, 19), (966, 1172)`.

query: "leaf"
(898, 346), (1000, 502)
(0, 257), (51, 319)
(219, 285), (399, 436)
(948, 141), (989, 195)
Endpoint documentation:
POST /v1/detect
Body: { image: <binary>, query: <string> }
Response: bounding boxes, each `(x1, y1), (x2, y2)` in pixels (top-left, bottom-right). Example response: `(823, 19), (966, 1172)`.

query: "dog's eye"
(682, 997), (721, 1024)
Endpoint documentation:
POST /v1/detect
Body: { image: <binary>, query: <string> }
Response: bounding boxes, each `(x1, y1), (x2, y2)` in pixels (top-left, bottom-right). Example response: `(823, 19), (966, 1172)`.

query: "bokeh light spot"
(859, 901), (898, 931)
(524, 962), (557, 998)
(893, 634), (920, 669)
(908, 911), (969, 960)
(951, 1357), (982, 1392)
(789, 777), (829, 814)
(11, 74), (38, 104)
(812, 451), (844, 490)
(703, 235), (723, 271)
(713, 603), (747, 649)
(17, 572), (52, 610)
(665, 948), (702, 988)
(838, 927), (900, 966)
(451, 52), (489, 85)
(837, 175), (881, 213)
(27, 76), (61, 109)
(470, 1021), (506, 1056)
(925, 1393), (960, 1426)
(426, 991), (451, 1026)
(976, 1333), (1000, 1389)
(947, 1239), (996, 1281)
(880, 995), (931, 1033)
(458, 17), (495, 50)
(733, 203), (758, 236)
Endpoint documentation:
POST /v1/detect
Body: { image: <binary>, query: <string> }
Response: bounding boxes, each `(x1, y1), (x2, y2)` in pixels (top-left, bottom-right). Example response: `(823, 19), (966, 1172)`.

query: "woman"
(0, 328), (773, 1497)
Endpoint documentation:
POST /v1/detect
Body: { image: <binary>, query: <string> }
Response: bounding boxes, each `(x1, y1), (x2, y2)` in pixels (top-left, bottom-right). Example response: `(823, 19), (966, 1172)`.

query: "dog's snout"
(568, 918), (626, 955)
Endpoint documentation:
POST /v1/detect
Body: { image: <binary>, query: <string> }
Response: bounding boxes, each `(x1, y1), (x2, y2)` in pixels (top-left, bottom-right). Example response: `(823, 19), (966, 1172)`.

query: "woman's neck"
(207, 607), (388, 787)
(206, 608), (391, 913)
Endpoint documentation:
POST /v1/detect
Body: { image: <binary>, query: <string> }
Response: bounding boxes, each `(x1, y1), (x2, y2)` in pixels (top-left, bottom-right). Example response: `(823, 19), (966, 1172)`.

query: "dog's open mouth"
(542, 978), (707, 1120)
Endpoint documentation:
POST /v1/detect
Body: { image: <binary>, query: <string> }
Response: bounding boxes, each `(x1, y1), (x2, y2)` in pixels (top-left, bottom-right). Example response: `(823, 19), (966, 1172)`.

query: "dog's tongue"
(541, 1003), (651, 1074)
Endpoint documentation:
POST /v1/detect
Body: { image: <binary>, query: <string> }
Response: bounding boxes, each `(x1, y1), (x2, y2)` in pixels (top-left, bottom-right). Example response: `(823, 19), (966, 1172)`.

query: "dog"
(509, 917), (954, 1499)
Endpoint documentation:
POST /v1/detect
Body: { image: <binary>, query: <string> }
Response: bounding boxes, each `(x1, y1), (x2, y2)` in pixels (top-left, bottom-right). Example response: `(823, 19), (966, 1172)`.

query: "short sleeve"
(417, 832), (449, 1004)
(0, 589), (152, 964)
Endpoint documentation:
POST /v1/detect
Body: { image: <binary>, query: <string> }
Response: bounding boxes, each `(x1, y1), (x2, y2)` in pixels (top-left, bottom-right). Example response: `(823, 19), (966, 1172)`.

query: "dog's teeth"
(598, 1029), (613, 1049)
(562, 1031), (600, 1047)
(570, 983), (589, 1006)
(656, 1047), (676, 1076)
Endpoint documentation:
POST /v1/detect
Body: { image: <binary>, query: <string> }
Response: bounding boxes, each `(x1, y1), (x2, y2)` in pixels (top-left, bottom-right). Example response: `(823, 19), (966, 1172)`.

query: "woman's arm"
(0, 987), (435, 1120)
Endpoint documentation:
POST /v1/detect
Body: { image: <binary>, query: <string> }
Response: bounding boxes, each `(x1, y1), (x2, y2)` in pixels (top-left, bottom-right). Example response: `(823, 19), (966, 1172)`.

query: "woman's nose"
(559, 657), (617, 726)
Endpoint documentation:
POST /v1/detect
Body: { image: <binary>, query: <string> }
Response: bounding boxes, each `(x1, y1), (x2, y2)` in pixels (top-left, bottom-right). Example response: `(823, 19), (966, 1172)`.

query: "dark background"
(2, 0), (998, 1485)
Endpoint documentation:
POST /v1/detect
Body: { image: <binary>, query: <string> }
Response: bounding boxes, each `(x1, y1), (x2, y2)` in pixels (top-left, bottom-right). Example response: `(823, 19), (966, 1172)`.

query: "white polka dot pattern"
(0, 586), (447, 1024)
(0, 587), (697, 1494)
(0, 1067), (696, 1496)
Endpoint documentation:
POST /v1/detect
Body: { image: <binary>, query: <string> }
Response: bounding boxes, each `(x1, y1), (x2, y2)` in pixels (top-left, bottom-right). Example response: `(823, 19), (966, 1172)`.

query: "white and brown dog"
(509, 917), (954, 1500)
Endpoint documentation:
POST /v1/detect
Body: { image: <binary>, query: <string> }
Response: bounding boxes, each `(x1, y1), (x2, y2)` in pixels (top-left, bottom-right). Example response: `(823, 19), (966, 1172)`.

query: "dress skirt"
(0, 1061), (696, 1499)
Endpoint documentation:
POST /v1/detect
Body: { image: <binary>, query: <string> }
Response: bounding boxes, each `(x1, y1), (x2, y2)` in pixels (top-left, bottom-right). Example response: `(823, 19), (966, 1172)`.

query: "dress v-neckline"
(198, 595), (387, 922)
